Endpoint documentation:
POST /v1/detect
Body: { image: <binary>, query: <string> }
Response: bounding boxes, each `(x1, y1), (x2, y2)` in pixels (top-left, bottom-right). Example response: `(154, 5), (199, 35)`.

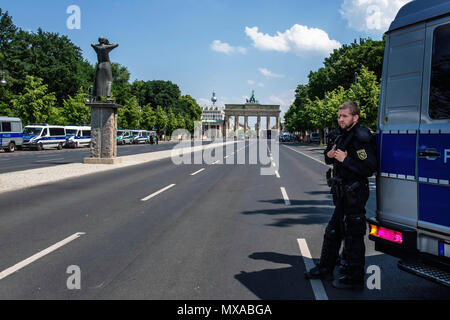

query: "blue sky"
(1, 0), (410, 127)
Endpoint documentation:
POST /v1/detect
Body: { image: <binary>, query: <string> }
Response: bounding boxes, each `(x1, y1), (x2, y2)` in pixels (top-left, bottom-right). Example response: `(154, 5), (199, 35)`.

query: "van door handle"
(418, 148), (441, 158)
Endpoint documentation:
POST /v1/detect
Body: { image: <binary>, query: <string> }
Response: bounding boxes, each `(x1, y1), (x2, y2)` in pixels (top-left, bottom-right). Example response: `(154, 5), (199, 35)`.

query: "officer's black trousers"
(318, 183), (369, 281)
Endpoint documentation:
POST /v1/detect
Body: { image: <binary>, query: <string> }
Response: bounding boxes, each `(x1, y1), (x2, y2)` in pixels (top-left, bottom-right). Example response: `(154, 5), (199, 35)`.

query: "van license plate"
(439, 242), (450, 258)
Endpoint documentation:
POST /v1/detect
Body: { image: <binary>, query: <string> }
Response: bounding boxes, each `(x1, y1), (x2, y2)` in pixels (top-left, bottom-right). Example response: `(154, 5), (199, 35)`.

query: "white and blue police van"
(0, 116), (23, 152)
(368, 0), (450, 287)
(22, 124), (66, 151)
(131, 129), (151, 144)
(65, 125), (91, 148)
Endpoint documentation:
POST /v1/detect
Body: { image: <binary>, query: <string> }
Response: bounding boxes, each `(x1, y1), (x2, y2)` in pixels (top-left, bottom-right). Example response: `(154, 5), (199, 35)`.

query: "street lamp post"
(0, 64), (7, 87)
(86, 85), (93, 103)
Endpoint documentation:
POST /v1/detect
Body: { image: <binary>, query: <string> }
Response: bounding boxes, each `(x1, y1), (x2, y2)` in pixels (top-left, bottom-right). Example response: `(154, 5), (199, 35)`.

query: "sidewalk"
(0, 140), (235, 194)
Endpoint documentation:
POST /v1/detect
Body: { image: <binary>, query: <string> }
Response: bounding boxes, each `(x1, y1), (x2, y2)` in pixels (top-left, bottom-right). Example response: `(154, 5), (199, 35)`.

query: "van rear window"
(429, 23), (450, 119)
(1, 122), (11, 132)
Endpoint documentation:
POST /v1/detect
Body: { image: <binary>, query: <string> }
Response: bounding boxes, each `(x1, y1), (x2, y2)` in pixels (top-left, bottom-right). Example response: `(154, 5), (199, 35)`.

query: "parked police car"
(368, 0), (450, 287)
(65, 125), (91, 148)
(117, 129), (133, 145)
(0, 116), (23, 152)
(22, 124), (66, 150)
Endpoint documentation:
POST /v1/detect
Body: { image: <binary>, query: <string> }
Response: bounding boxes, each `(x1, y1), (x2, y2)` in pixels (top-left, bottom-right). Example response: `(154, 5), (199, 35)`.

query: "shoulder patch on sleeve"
(357, 149), (367, 160)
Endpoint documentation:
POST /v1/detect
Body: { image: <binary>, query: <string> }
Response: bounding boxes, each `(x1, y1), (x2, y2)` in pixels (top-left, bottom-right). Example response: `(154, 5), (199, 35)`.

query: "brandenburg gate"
(224, 91), (281, 138)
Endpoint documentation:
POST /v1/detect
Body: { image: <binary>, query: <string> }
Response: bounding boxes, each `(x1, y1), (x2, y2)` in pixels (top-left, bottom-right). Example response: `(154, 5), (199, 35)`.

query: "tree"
(10, 75), (57, 126)
(307, 38), (384, 100)
(0, 9), (95, 106)
(111, 62), (132, 106)
(145, 80), (181, 111)
(141, 104), (156, 130)
(175, 94), (202, 133)
(166, 109), (177, 138)
(348, 66), (380, 130)
(8, 28), (94, 105)
(154, 105), (167, 137)
(61, 87), (90, 125)
(118, 96), (141, 129)
(176, 113), (185, 130)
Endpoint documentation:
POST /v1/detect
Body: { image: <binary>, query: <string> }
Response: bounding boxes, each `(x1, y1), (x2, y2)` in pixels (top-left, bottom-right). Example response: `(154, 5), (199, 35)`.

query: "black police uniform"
(305, 122), (377, 289)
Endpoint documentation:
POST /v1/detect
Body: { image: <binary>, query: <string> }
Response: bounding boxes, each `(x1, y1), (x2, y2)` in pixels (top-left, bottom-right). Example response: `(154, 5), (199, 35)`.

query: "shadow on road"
(241, 198), (333, 227)
(234, 252), (314, 299)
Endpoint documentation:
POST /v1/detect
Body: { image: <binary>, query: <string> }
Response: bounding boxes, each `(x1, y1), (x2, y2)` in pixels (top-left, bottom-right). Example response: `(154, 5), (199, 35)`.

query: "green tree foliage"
(285, 38), (384, 133)
(0, 10), (94, 107)
(131, 80), (181, 112)
(140, 104), (156, 130)
(62, 87), (90, 126)
(166, 109), (177, 137)
(154, 105), (167, 136)
(347, 66), (380, 129)
(10, 28), (93, 105)
(10, 76), (57, 126)
(308, 38), (384, 100)
(111, 62), (132, 106)
(176, 94), (202, 133)
(118, 96), (141, 129)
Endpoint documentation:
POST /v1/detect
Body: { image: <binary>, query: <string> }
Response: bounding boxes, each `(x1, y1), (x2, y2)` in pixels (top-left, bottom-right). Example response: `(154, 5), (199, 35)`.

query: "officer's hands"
(327, 145), (337, 158)
(334, 149), (347, 162)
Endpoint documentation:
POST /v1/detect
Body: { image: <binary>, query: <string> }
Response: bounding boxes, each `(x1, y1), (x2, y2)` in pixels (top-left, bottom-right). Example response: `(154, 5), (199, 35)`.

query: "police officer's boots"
(304, 265), (334, 281)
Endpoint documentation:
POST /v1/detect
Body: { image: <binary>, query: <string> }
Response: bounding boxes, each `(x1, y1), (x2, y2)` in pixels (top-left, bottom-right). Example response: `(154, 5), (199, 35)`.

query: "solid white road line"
(297, 238), (328, 301)
(190, 168), (205, 176)
(35, 158), (65, 163)
(141, 184), (176, 202)
(283, 145), (328, 166)
(280, 187), (290, 205)
(0, 232), (86, 281)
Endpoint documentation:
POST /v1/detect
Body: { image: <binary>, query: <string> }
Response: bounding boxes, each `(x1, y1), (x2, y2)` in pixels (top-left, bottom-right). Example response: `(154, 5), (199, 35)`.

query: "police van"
(65, 125), (91, 148)
(0, 116), (23, 152)
(368, 0), (450, 287)
(22, 124), (66, 151)
(131, 129), (151, 144)
(117, 129), (133, 145)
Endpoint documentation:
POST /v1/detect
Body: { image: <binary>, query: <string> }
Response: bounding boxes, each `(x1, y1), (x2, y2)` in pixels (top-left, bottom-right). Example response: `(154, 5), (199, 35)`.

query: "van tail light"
(370, 225), (403, 244)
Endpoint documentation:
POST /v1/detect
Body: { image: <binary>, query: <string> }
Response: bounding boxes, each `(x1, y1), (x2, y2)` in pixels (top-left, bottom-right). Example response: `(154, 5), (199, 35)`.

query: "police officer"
(304, 101), (377, 289)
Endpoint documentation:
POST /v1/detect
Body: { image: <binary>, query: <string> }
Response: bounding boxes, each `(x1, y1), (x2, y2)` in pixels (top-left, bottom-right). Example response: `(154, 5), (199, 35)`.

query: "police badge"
(357, 149), (367, 160)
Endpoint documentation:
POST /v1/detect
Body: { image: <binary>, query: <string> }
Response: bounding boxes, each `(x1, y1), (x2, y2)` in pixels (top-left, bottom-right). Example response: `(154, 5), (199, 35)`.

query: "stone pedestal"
(83, 102), (123, 164)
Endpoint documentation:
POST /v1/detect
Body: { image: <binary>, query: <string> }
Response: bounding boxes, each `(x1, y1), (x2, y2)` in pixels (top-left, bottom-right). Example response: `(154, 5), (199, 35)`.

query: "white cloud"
(259, 68), (285, 78)
(247, 80), (255, 85)
(340, 0), (411, 33)
(258, 82), (264, 87)
(210, 40), (247, 54)
(245, 24), (341, 56)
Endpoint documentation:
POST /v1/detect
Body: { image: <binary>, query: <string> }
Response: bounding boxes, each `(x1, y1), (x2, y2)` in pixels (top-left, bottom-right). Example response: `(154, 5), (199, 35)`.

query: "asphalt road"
(0, 141), (179, 174)
(0, 141), (448, 300)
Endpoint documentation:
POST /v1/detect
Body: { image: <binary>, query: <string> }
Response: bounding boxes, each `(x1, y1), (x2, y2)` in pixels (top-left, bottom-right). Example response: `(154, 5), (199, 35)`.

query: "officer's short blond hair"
(339, 101), (360, 116)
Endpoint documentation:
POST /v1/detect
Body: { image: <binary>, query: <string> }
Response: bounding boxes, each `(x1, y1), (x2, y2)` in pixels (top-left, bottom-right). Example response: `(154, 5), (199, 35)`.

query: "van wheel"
(6, 142), (15, 152)
(36, 143), (43, 151)
(57, 143), (63, 150)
